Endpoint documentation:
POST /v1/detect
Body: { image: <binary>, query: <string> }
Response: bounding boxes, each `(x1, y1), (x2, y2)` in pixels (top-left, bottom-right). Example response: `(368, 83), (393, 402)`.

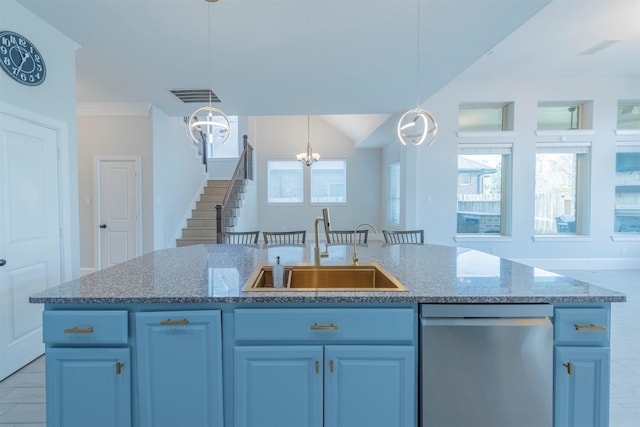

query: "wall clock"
(0, 30), (46, 86)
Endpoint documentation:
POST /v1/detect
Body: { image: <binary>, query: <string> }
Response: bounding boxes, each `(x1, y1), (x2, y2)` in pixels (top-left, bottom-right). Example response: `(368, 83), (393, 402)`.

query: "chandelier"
(188, 0), (230, 146)
(296, 116), (320, 166)
(397, 0), (438, 146)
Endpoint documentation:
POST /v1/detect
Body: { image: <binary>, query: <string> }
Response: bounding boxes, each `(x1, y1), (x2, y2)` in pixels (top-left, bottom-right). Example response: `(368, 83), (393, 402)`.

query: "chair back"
(327, 230), (368, 244)
(382, 229), (424, 244)
(222, 231), (260, 244)
(263, 230), (306, 245)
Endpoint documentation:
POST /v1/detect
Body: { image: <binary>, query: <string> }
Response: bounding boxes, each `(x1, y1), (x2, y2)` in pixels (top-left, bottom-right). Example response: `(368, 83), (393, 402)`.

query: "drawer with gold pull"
(554, 307), (610, 346)
(43, 310), (128, 345)
(234, 308), (415, 343)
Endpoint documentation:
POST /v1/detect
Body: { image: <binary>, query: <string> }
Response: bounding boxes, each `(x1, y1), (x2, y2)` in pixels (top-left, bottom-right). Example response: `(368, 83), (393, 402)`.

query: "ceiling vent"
(578, 39), (621, 55)
(170, 89), (221, 103)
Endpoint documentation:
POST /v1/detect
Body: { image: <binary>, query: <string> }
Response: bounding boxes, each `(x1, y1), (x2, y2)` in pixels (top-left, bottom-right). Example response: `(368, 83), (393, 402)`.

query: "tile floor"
(0, 269), (638, 426)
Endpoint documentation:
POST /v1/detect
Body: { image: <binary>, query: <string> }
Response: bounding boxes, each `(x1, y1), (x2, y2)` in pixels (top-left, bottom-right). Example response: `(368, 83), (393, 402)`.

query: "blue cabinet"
(46, 347), (131, 427)
(234, 346), (324, 427)
(135, 310), (223, 427)
(233, 308), (416, 427)
(43, 310), (131, 427)
(554, 306), (611, 427)
(324, 345), (415, 427)
(555, 346), (610, 427)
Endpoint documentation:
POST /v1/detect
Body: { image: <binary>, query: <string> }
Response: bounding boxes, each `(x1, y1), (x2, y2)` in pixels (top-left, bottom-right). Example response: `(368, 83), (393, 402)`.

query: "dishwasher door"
(420, 304), (553, 427)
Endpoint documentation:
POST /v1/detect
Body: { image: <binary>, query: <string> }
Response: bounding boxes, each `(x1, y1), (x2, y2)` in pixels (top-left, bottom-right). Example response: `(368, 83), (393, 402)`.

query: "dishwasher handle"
(421, 317), (552, 328)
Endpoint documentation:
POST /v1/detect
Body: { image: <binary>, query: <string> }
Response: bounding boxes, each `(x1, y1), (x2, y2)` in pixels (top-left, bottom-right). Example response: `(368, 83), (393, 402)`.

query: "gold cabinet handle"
(315, 360), (320, 374)
(63, 326), (94, 334)
(563, 362), (574, 375)
(160, 318), (190, 326)
(310, 323), (338, 331)
(574, 323), (606, 331)
(116, 362), (125, 375)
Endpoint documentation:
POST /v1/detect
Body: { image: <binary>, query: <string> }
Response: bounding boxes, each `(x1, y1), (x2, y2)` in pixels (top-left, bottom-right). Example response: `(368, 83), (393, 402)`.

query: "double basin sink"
(243, 263), (407, 292)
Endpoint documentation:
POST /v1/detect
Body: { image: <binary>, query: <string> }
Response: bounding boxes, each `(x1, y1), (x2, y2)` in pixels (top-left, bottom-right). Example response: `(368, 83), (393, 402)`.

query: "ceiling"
(13, 0), (640, 146)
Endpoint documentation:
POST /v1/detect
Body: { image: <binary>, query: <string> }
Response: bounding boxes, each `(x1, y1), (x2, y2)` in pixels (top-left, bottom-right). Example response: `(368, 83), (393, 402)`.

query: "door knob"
(0, 259), (6, 266)
(99, 224), (107, 229)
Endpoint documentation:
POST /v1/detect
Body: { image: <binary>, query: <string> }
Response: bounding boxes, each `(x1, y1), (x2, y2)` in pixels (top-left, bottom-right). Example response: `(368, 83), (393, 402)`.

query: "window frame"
(613, 143), (640, 237)
(309, 159), (347, 205)
(457, 102), (513, 133)
(387, 162), (401, 226)
(617, 100), (640, 130)
(266, 159), (305, 205)
(455, 144), (512, 237)
(207, 115), (240, 159)
(536, 101), (593, 131)
(533, 142), (591, 238)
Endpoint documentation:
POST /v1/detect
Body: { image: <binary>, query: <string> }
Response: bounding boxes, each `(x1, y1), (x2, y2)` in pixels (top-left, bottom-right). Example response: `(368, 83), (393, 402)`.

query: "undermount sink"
(243, 263), (407, 292)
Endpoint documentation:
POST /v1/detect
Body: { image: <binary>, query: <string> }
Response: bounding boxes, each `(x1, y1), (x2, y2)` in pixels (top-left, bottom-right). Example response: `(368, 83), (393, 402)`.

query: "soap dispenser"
(272, 256), (284, 287)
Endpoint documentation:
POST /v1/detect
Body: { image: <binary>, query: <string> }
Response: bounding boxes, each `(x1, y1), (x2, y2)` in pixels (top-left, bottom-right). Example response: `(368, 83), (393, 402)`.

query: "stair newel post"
(215, 204), (223, 243)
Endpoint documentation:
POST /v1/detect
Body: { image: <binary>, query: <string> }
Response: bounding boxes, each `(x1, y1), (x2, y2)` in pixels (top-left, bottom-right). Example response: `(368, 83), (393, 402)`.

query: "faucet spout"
(314, 208), (332, 265)
(353, 223), (377, 265)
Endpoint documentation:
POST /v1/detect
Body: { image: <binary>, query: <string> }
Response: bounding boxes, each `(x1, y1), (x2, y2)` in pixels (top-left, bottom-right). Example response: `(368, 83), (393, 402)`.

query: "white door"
(98, 159), (140, 269)
(0, 113), (61, 380)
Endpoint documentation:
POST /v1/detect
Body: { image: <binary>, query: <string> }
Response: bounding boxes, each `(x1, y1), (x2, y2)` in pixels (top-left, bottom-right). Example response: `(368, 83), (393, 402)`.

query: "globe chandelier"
(188, 0), (230, 146)
(397, 0), (438, 146)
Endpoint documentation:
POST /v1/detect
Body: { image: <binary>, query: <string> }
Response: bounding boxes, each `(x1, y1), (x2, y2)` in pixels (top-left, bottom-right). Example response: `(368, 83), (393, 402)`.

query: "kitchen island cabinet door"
(555, 346), (610, 427)
(135, 310), (223, 427)
(45, 347), (131, 427)
(324, 345), (415, 427)
(234, 346), (323, 427)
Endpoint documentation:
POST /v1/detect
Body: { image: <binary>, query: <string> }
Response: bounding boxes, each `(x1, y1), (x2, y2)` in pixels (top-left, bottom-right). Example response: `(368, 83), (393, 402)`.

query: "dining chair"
(263, 230), (306, 245)
(382, 229), (424, 244)
(327, 230), (368, 244)
(222, 231), (260, 245)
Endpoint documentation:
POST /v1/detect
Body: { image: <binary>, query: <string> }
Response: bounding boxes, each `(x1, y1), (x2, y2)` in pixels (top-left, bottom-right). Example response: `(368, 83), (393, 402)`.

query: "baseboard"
(512, 257), (640, 271)
(80, 267), (97, 277)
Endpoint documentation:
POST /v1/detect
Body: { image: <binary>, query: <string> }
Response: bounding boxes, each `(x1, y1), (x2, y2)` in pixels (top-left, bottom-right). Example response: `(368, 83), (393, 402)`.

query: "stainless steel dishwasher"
(420, 304), (553, 427)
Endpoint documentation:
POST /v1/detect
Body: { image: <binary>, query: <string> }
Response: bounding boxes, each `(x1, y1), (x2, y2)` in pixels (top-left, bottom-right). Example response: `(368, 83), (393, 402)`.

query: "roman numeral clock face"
(0, 31), (46, 86)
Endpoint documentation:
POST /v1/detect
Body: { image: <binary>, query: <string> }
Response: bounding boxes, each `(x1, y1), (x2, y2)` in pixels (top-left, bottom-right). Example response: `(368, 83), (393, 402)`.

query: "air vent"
(578, 39), (621, 56)
(171, 89), (221, 103)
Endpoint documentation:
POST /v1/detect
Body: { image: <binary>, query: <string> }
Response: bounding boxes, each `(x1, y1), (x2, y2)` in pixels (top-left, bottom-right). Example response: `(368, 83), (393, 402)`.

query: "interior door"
(0, 113), (61, 380)
(98, 159), (139, 269)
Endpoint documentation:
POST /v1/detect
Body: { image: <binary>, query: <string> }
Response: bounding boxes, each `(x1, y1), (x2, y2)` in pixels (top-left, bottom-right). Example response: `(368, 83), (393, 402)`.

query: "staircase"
(176, 136), (254, 248)
(176, 180), (232, 247)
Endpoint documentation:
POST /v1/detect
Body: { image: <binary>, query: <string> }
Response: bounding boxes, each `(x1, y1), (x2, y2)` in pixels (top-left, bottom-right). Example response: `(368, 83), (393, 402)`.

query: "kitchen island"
(30, 243), (625, 427)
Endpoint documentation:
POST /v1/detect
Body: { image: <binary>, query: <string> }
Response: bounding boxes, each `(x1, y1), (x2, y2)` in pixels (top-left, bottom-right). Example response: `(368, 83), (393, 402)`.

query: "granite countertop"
(29, 243), (626, 304)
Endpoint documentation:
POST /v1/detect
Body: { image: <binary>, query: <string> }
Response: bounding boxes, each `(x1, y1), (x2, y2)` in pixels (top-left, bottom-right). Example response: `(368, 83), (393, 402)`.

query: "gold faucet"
(314, 208), (332, 265)
(352, 223), (377, 265)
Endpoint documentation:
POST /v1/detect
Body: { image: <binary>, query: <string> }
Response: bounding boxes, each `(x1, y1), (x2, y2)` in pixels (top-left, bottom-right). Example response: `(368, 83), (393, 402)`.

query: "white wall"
(383, 75), (640, 268)
(253, 115), (382, 239)
(77, 112), (154, 269)
(152, 107), (207, 249)
(0, 1), (80, 278)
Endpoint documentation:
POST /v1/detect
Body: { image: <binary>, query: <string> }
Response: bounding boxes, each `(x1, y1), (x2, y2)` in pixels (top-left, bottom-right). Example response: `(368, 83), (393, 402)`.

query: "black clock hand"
(14, 46), (28, 74)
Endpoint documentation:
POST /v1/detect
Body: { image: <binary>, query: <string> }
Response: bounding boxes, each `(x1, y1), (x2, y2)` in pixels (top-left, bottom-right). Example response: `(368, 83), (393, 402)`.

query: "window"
(458, 103), (511, 132)
(208, 116), (239, 159)
(267, 160), (303, 204)
(534, 144), (590, 235)
(457, 145), (512, 234)
(537, 102), (589, 130)
(387, 162), (400, 225)
(614, 146), (640, 234)
(617, 101), (640, 130)
(310, 160), (346, 203)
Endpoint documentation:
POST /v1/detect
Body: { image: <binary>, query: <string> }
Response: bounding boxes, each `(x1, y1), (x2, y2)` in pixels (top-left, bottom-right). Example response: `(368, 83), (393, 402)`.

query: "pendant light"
(397, 0), (438, 146)
(296, 115), (320, 167)
(188, 0), (230, 146)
